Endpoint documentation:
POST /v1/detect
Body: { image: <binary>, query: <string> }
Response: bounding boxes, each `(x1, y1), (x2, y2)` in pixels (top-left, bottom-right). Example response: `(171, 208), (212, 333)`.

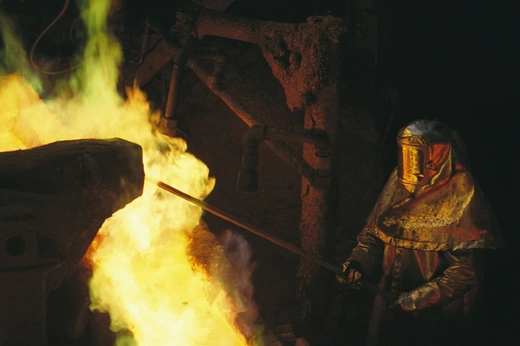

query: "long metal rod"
(149, 178), (392, 300)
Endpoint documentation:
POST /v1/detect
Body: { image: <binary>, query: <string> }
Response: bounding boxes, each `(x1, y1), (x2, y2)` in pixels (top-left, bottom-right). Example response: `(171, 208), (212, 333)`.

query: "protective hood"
(370, 169), (505, 251)
(370, 119), (504, 251)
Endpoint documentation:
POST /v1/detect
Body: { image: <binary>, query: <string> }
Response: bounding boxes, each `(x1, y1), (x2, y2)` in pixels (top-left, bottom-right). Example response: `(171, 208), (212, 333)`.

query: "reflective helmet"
(397, 119), (454, 191)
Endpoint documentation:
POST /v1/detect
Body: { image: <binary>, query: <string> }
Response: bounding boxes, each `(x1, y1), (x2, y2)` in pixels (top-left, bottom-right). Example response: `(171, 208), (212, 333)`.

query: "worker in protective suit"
(338, 119), (505, 346)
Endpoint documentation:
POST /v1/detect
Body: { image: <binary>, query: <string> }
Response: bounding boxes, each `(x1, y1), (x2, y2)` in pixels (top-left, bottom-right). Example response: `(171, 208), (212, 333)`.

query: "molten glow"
(0, 0), (259, 345)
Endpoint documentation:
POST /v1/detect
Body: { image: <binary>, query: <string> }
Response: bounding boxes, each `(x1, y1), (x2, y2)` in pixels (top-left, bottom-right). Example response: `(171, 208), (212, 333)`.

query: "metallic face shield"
(397, 144), (431, 186)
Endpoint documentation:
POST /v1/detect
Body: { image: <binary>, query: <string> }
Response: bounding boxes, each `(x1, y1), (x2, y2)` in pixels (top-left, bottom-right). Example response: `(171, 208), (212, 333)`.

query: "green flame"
(69, 0), (123, 102)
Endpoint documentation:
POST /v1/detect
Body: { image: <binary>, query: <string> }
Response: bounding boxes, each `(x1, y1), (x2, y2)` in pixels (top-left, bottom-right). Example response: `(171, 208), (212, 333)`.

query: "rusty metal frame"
(123, 2), (345, 330)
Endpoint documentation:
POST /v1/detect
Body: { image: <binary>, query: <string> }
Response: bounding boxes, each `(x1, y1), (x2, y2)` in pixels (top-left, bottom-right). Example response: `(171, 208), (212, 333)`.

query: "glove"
(336, 258), (363, 289)
(388, 292), (416, 312)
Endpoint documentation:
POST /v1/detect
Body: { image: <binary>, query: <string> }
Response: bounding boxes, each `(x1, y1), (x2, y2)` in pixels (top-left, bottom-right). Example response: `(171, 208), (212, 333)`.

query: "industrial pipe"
(237, 125), (332, 192)
(185, 61), (319, 185)
(160, 46), (227, 137)
(165, 46), (227, 123)
(148, 16), (319, 185)
(149, 18), (228, 138)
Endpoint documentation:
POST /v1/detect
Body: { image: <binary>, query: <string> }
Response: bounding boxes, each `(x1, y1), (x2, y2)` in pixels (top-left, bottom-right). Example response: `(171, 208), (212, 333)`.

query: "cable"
(69, 11), (86, 44)
(29, 0), (81, 75)
(69, 3), (95, 44)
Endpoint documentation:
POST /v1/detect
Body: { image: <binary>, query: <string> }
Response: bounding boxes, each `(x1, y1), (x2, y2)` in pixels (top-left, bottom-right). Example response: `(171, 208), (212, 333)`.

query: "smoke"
(0, 9), (42, 92)
(220, 229), (264, 344)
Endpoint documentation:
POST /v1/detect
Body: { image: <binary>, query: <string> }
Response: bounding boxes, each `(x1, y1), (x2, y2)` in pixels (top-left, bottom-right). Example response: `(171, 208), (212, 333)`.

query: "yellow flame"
(0, 0), (260, 345)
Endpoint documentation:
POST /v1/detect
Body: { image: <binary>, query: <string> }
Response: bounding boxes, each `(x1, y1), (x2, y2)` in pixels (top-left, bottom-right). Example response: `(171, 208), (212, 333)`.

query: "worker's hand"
(336, 258), (363, 289)
(388, 292), (416, 312)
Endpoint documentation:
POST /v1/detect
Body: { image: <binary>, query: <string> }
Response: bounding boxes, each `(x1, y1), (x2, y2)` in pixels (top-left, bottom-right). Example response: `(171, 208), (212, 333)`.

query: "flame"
(0, 0), (262, 345)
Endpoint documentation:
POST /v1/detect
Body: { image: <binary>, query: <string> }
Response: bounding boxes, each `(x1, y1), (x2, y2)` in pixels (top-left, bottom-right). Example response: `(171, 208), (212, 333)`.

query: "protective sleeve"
(399, 250), (478, 312)
(348, 225), (385, 276)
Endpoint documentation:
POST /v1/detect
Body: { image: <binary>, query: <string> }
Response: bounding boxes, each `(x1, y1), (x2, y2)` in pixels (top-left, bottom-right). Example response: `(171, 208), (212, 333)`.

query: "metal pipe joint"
(237, 125), (332, 192)
(159, 46), (227, 137)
